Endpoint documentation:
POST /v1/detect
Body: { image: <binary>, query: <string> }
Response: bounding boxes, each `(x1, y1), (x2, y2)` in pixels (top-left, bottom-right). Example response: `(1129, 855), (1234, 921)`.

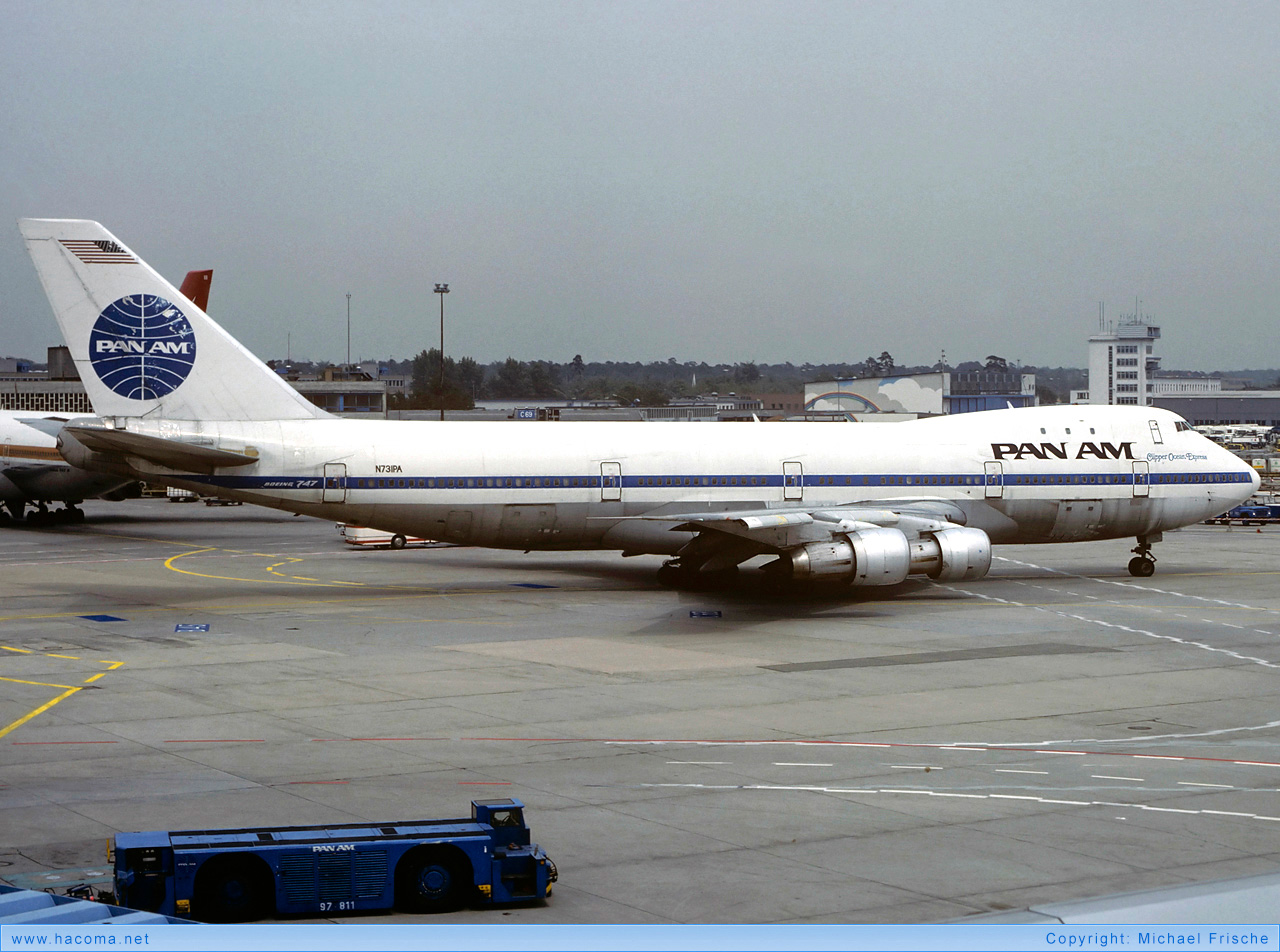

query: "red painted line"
(11, 740), (119, 745)
(462, 737), (587, 743)
(311, 737), (447, 742)
(458, 781), (512, 785)
(164, 739), (266, 744)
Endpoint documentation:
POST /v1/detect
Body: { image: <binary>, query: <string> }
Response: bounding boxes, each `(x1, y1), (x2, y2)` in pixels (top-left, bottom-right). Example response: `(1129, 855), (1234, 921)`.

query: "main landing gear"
(0, 502), (86, 527)
(656, 558), (740, 591)
(1128, 533), (1160, 578)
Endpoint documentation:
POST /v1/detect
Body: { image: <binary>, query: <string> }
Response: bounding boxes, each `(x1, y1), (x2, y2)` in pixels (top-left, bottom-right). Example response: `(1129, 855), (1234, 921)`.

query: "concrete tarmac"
(2, 499), (1280, 923)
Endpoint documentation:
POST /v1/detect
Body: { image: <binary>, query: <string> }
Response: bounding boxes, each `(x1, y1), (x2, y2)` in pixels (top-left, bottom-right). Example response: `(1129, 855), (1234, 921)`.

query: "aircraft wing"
(63, 424), (259, 472)
(630, 498), (970, 548)
(617, 497), (990, 585)
(1, 464), (71, 499)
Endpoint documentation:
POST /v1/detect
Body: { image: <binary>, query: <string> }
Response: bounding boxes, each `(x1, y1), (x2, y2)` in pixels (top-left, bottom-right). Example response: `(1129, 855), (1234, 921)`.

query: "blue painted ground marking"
(80, 615), (125, 622)
(689, 611), (723, 618)
(511, 583), (557, 589)
(175, 624), (210, 633)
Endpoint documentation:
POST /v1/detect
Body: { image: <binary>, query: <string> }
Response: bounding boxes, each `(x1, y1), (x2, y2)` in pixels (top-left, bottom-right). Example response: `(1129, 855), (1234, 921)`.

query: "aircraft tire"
(1128, 557), (1155, 578)
(656, 563), (682, 587)
(390, 534), (407, 550)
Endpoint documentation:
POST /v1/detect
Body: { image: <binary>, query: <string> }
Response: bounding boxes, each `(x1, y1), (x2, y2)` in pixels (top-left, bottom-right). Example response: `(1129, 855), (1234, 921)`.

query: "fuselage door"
(323, 462), (346, 503)
(1133, 460), (1150, 497)
(601, 461), (622, 502)
(1149, 421), (1163, 444)
(783, 461), (803, 501)
(983, 461), (1004, 499)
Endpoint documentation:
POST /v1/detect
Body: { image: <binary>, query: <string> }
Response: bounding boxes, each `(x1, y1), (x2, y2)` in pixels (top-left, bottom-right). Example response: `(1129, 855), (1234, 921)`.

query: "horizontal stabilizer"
(64, 425), (259, 472)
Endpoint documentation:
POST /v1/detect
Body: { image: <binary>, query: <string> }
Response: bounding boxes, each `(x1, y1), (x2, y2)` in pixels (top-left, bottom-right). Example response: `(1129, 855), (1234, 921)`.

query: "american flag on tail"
(59, 239), (137, 264)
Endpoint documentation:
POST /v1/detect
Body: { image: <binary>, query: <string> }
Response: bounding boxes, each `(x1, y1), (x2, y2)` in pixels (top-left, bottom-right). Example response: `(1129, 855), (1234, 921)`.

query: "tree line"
(363, 351), (1089, 410)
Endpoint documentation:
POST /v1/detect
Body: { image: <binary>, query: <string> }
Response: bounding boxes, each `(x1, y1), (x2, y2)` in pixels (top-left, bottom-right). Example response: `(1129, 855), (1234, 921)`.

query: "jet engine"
(787, 526), (912, 586)
(783, 525), (991, 586)
(908, 526), (991, 582)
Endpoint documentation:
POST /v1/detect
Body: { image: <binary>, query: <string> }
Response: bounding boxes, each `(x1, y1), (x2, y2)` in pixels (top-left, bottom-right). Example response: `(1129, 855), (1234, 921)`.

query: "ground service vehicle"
(337, 522), (430, 549)
(1206, 505), (1280, 525)
(111, 799), (555, 922)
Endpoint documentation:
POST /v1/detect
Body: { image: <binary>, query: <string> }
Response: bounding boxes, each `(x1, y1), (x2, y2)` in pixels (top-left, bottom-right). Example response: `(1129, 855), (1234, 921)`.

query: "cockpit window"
(1174, 421), (1192, 432)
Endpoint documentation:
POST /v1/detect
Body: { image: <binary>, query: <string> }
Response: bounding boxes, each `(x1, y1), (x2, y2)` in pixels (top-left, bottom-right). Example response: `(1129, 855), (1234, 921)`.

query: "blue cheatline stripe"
(186, 471), (1254, 492)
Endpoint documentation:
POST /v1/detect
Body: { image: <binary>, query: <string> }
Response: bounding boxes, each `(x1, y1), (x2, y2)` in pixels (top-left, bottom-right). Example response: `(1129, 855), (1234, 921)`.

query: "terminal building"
(1, 348), (389, 417)
(1152, 393), (1280, 428)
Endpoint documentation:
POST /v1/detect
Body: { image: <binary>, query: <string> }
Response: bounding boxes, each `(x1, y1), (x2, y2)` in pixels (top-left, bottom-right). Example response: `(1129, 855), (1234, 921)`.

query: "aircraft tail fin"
(178, 269), (213, 313)
(18, 219), (327, 422)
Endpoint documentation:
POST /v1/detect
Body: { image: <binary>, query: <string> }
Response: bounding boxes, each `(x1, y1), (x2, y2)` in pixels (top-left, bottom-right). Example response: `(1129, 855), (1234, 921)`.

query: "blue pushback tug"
(112, 799), (556, 922)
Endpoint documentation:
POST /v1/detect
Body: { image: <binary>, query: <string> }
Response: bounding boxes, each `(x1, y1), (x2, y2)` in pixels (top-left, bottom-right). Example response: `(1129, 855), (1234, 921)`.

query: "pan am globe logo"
(88, 295), (197, 400)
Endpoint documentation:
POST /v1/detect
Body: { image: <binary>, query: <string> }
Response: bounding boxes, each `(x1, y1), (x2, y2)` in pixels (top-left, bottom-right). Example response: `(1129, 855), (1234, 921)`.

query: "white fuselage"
(0, 411), (134, 511)
(106, 405), (1257, 553)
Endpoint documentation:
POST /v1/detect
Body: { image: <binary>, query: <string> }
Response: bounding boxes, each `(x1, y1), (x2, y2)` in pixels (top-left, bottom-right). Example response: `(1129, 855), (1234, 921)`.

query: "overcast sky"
(2, 1), (1276, 371)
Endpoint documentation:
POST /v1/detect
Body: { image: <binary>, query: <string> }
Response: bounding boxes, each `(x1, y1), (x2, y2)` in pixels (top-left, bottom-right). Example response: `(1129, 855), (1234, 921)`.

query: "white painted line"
(1202, 810), (1256, 817)
(1035, 750), (1086, 756)
(666, 761), (729, 765)
(773, 762), (833, 767)
(939, 746), (986, 751)
(1134, 755), (1184, 761)
(889, 764), (941, 770)
(1177, 782), (1234, 789)
(1092, 775), (1145, 782)
(1138, 805), (1198, 814)
(995, 769), (1050, 775)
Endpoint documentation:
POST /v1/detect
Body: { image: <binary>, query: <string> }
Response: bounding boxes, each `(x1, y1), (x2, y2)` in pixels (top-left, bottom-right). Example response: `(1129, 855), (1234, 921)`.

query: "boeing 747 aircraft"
(18, 219), (1258, 586)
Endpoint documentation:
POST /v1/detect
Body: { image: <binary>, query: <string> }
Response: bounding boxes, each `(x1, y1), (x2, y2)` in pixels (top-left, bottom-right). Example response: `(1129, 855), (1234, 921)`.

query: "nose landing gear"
(1128, 533), (1160, 577)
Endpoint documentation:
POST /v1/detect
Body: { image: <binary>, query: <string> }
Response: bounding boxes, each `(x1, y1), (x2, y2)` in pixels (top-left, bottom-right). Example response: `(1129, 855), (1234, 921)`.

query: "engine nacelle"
(787, 527), (912, 586)
(910, 526), (992, 581)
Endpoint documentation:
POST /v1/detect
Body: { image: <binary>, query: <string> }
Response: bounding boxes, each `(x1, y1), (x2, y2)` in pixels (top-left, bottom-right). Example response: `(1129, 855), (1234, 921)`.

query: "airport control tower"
(1086, 309), (1162, 407)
